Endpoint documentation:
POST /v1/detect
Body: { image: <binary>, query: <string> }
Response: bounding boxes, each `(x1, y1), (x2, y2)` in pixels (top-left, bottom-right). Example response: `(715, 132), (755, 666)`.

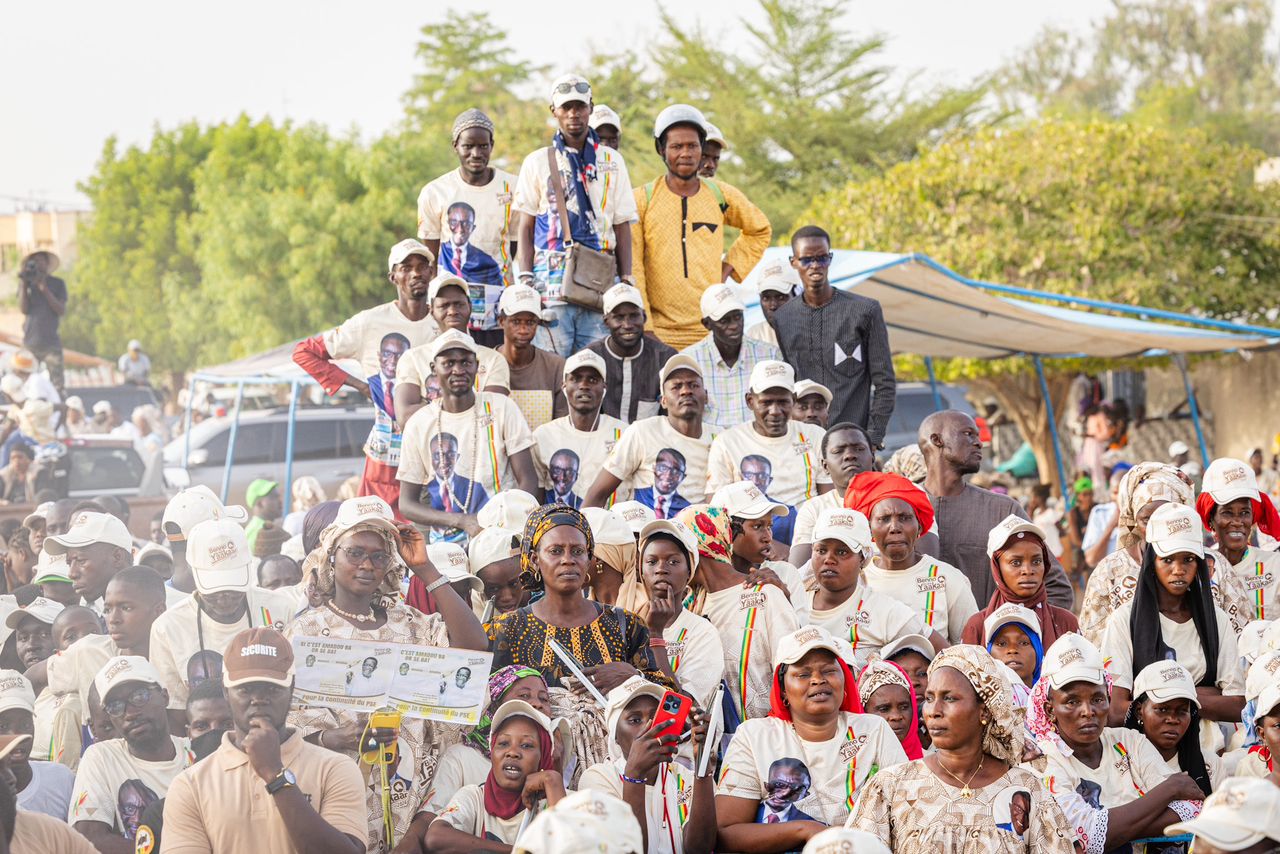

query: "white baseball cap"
(162, 485), (249, 543)
(1165, 778), (1280, 849)
(748, 360), (795, 394)
(476, 490), (539, 530)
(1041, 633), (1106, 690)
(1168, 440), (1190, 457)
(563, 349), (607, 381)
(468, 526), (520, 574)
(1202, 457), (1260, 506)
(985, 514), (1046, 559)
(498, 284), (543, 319)
(0, 671), (35, 715)
(515, 789), (643, 854)
(699, 284), (745, 321)
(490, 698), (554, 739)
(31, 550), (71, 585)
(4, 596), (63, 631)
(584, 508), (633, 547)
(755, 260), (798, 295)
(1132, 660), (1199, 707)
(658, 354), (702, 386)
(802, 828), (891, 854)
(64, 395), (84, 412)
(712, 481), (786, 521)
(602, 283), (644, 315)
(428, 543), (482, 591)
(1238, 619), (1270, 665)
(1245, 650), (1280, 703)
(549, 74), (592, 108)
(331, 495), (400, 540)
(812, 507), (873, 555)
(638, 519), (698, 572)
(588, 104), (621, 131)
(94, 655), (165, 706)
(387, 239), (434, 273)
(427, 273), (468, 302)
(187, 519), (253, 595)
(881, 633), (936, 663)
(981, 602), (1041, 645)
(775, 625), (854, 667)
(1256, 682), (1280, 724)
(91, 400), (111, 416)
(793, 380), (832, 404)
(1146, 502), (1205, 559)
(612, 501), (655, 535)
(604, 675), (666, 744)
(43, 512), (133, 556)
(702, 122), (728, 149)
(425, 328), (478, 363)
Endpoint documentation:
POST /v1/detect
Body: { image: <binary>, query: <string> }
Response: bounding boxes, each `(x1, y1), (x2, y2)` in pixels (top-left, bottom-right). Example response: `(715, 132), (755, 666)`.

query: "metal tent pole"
(282, 381), (300, 516)
(924, 356), (943, 412)
(220, 380), (246, 504)
(1034, 357), (1069, 504)
(1175, 355), (1211, 466)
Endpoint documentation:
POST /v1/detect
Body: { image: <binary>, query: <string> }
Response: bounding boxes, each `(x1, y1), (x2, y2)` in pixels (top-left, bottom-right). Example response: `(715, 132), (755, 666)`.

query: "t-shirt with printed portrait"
(532, 413), (628, 507)
(604, 417), (717, 514)
(69, 736), (192, 839)
(321, 302), (438, 382)
(417, 168), (519, 285)
(706, 421), (829, 507)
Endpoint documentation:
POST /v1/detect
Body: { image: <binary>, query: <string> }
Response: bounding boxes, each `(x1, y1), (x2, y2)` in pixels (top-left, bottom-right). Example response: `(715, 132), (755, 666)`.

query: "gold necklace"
(936, 753), (984, 798)
(327, 601), (377, 624)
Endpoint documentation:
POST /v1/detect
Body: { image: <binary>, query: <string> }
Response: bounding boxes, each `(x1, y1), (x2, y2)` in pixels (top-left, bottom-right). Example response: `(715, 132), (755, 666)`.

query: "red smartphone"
(652, 690), (692, 741)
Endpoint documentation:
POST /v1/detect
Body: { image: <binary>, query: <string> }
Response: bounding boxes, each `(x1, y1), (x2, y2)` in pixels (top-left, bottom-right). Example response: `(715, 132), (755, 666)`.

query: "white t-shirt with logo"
(46, 634), (119, 725)
(604, 417), (717, 509)
(321, 301), (438, 381)
(432, 783), (525, 845)
(717, 712), (908, 826)
(580, 760), (694, 854)
(149, 588), (295, 710)
(792, 584), (928, 671)
(69, 736), (192, 836)
(532, 413), (628, 506)
(1220, 546), (1280, 624)
(861, 556), (978, 644)
(696, 583), (799, 721)
(664, 608), (727, 710)
(396, 342), (511, 395)
(706, 421), (829, 507)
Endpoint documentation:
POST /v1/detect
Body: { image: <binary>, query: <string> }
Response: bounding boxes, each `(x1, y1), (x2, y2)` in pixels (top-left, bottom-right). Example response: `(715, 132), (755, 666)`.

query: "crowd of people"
(0, 72), (1277, 854)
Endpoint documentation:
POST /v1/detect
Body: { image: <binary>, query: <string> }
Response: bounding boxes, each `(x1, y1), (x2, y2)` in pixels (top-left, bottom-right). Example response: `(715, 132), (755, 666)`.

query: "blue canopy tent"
(735, 249), (1280, 499)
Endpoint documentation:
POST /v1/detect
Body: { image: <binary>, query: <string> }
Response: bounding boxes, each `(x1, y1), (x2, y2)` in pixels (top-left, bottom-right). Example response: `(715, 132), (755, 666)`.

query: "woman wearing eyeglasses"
(283, 496), (487, 854)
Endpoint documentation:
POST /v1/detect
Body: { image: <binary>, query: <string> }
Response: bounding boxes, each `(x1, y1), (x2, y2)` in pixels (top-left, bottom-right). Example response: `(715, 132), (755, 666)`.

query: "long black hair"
(1129, 544), (1218, 687)
(1124, 696), (1212, 797)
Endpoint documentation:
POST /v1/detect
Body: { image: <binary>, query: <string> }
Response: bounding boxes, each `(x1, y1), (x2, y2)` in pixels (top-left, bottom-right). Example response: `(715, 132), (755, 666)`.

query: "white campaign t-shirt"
(697, 583), (799, 721)
(70, 736), (192, 835)
(1221, 546), (1280, 624)
(433, 783), (525, 845)
(321, 301), (438, 381)
(792, 584), (928, 671)
(149, 588), (295, 710)
(792, 492), (841, 549)
(532, 413), (628, 506)
(580, 760), (694, 854)
(861, 556), (978, 644)
(33, 686), (82, 767)
(424, 743), (490, 815)
(396, 341), (510, 394)
(17, 760), (74, 820)
(664, 608), (727, 710)
(717, 712), (908, 826)
(745, 320), (778, 348)
(604, 417), (717, 510)
(46, 634), (118, 725)
(706, 421), (829, 507)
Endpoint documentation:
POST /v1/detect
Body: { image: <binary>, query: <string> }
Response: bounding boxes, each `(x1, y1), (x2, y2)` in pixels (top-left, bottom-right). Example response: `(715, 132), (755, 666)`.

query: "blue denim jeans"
(534, 303), (610, 356)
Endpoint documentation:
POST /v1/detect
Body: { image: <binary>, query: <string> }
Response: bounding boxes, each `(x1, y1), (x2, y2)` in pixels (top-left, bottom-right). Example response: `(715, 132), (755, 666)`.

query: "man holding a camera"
(17, 251), (68, 396)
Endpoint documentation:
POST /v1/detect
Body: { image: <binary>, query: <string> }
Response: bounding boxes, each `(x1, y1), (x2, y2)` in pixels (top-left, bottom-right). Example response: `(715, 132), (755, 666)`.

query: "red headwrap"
(768, 655), (863, 721)
(483, 712), (555, 820)
(844, 471), (935, 534)
(1196, 493), (1280, 541)
(857, 659), (925, 760)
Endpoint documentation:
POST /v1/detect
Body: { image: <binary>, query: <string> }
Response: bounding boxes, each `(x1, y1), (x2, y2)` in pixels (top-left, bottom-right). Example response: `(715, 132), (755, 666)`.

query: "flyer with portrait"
(291, 635), (493, 725)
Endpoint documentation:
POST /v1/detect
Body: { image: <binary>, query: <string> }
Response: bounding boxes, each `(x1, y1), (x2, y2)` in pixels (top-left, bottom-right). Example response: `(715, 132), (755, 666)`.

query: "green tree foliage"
(998, 0), (1280, 150)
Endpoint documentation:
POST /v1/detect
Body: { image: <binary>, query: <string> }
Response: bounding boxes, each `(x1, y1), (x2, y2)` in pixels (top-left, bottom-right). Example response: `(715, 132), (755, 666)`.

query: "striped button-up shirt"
(680, 335), (783, 428)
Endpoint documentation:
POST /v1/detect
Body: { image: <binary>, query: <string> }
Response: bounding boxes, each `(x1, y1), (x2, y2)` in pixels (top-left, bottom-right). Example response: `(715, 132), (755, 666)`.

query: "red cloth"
(1196, 492), (1280, 540)
(859, 659), (925, 760)
(962, 533), (1078, 648)
(483, 719), (554, 819)
(404, 575), (439, 615)
(843, 471), (935, 533)
(768, 657), (863, 722)
(360, 457), (405, 522)
(292, 335), (349, 397)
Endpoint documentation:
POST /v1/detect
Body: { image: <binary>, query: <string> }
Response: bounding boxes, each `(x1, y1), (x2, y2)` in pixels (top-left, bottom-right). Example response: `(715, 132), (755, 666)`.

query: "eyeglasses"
(335, 545), (394, 570)
(554, 81), (591, 95)
(105, 685), (157, 718)
(792, 253), (834, 268)
(765, 779), (805, 793)
(446, 218), (474, 231)
(654, 462), (686, 477)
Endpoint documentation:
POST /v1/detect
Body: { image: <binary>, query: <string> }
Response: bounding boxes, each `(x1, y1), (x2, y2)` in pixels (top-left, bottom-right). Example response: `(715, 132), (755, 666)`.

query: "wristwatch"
(266, 768), (297, 795)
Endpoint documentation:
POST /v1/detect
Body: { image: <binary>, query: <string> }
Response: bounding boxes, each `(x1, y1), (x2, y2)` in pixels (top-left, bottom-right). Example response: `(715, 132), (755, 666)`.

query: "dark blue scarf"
(551, 129), (602, 249)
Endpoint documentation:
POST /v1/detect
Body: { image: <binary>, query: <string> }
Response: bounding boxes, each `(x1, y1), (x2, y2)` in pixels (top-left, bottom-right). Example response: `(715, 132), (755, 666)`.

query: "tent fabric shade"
(736, 249), (1279, 360)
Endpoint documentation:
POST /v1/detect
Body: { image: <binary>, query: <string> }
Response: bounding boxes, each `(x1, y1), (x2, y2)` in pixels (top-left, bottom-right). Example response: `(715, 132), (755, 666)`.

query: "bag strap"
(645, 176), (727, 213)
(644, 178), (658, 205)
(546, 146), (575, 249)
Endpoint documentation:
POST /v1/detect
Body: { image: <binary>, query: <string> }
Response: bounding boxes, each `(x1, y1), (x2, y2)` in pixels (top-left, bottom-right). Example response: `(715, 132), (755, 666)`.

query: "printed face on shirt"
(993, 787), (1032, 838)
(118, 778), (159, 838)
(654, 448), (687, 497)
(447, 202), (477, 248)
(431, 433), (461, 481)
(763, 758), (811, 808)
(739, 455), (773, 494)
(549, 449), (580, 498)
(379, 333), (409, 381)
(186, 650), (224, 689)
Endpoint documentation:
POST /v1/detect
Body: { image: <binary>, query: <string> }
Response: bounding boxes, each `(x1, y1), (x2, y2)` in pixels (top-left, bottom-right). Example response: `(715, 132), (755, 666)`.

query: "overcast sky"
(1, 0), (1147, 213)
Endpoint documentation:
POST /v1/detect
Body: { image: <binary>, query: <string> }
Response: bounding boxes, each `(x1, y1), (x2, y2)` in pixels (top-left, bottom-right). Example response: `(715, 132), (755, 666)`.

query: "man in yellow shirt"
(631, 104), (771, 350)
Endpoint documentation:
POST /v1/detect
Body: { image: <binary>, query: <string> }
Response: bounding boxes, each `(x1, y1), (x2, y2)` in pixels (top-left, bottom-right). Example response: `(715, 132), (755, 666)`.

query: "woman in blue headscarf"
(982, 602), (1044, 691)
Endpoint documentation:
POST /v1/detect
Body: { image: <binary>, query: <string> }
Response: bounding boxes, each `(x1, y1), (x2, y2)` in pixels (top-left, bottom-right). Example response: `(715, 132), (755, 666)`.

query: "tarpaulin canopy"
(737, 249), (1280, 359)
(195, 339), (358, 384)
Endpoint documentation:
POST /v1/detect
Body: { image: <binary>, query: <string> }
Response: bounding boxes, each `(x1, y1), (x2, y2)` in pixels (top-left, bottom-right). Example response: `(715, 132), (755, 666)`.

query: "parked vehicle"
(70, 385), (163, 420)
(878, 382), (981, 457)
(164, 405), (372, 502)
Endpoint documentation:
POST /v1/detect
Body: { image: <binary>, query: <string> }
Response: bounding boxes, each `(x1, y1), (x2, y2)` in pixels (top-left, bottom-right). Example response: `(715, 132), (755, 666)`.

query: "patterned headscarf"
(466, 665), (547, 756)
(519, 504), (594, 592)
(452, 108), (495, 144)
(1116, 462), (1193, 548)
(883, 444), (927, 484)
(673, 504), (733, 564)
(858, 658), (924, 760)
(303, 520), (403, 610)
(928, 645), (1024, 765)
